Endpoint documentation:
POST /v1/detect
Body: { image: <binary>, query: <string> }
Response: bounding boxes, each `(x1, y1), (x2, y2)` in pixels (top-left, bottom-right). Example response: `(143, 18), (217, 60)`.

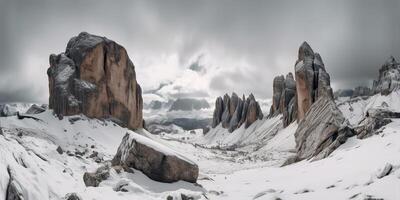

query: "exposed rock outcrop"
(372, 56), (400, 95)
(25, 104), (46, 114)
(211, 93), (263, 132)
(47, 32), (143, 130)
(355, 109), (400, 139)
(83, 163), (111, 187)
(6, 167), (24, 200)
(289, 42), (355, 162)
(269, 73), (297, 127)
(295, 42), (333, 121)
(294, 97), (354, 161)
(112, 132), (199, 183)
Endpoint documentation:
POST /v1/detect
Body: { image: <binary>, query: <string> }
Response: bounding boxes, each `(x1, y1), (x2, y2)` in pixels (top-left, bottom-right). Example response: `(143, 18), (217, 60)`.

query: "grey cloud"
(0, 0), (399, 102)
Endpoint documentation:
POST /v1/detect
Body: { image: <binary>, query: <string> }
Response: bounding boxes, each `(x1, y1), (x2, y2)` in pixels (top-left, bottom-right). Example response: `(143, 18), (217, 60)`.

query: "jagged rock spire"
(210, 93), (263, 132)
(294, 41), (333, 121)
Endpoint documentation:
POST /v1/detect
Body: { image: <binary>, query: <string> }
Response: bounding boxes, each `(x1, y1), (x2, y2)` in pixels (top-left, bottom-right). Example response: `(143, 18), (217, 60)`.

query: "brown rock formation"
(294, 42), (333, 121)
(47, 32), (143, 129)
(211, 93), (263, 132)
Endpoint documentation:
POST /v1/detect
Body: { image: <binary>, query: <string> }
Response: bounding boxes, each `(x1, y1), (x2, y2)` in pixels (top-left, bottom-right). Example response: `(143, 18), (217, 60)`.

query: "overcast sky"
(0, 0), (399, 103)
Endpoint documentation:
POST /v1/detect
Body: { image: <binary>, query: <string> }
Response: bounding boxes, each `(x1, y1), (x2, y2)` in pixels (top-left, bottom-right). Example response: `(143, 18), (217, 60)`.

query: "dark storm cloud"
(0, 0), (399, 102)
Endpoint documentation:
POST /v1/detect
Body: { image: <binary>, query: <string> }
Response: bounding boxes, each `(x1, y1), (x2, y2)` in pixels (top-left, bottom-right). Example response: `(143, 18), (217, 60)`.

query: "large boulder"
(47, 32), (143, 129)
(294, 42), (333, 121)
(112, 132), (199, 183)
(210, 93), (263, 132)
(294, 97), (354, 161)
(372, 56), (400, 95)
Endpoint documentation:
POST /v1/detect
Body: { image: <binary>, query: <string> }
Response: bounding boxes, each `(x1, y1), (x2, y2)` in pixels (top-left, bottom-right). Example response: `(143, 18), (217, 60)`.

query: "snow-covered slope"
(338, 90), (400, 126)
(0, 111), (204, 200)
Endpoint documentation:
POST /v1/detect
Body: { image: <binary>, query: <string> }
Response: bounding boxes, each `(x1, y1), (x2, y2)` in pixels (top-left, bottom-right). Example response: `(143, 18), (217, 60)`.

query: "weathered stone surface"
(269, 73), (297, 127)
(112, 133), (199, 183)
(221, 94), (231, 128)
(211, 97), (224, 128)
(210, 93), (263, 132)
(294, 97), (354, 161)
(47, 32), (143, 130)
(83, 163), (111, 187)
(372, 56), (400, 95)
(295, 42), (333, 121)
(355, 109), (400, 139)
(25, 104), (46, 114)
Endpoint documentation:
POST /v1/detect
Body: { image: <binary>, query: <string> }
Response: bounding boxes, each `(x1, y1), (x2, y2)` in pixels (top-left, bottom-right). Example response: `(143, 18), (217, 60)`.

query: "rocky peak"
(211, 93), (263, 132)
(294, 41), (333, 121)
(297, 41), (314, 63)
(269, 73), (297, 127)
(373, 56), (400, 95)
(47, 32), (143, 129)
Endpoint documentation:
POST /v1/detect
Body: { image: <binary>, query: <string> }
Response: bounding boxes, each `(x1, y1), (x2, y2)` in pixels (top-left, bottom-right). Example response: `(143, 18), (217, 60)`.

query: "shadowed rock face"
(269, 73), (297, 127)
(211, 93), (263, 132)
(295, 42), (333, 121)
(112, 133), (198, 183)
(47, 32), (143, 129)
(372, 56), (400, 95)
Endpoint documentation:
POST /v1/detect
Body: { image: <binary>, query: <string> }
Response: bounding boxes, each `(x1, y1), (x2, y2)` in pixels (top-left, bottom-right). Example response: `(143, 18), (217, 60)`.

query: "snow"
(1, 96), (400, 199)
(338, 90), (400, 126)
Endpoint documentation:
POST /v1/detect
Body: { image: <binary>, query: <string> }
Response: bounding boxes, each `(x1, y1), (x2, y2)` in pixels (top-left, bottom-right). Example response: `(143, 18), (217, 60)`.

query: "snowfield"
(0, 91), (399, 200)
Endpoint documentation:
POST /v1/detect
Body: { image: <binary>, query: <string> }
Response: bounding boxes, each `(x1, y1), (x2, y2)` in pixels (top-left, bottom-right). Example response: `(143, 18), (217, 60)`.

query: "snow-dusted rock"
(6, 167), (24, 200)
(377, 163), (393, 179)
(373, 56), (400, 95)
(25, 104), (46, 115)
(355, 109), (400, 139)
(112, 132), (199, 183)
(295, 42), (333, 121)
(211, 93), (263, 132)
(83, 164), (111, 187)
(47, 32), (143, 130)
(294, 97), (354, 161)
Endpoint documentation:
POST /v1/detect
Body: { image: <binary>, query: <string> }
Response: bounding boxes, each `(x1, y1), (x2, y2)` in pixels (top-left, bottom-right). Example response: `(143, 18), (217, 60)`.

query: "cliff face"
(47, 32), (143, 129)
(269, 73), (297, 127)
(294, 42), (333, 121)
